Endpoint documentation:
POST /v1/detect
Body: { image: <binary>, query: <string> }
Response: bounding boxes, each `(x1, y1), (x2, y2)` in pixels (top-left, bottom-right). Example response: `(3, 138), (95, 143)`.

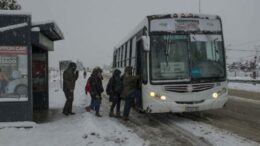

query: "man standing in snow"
(106, 69), (123, 117)
(62, 62), (79, 116)
(83, 69), (87, 79)
(121, 66), (140, 121)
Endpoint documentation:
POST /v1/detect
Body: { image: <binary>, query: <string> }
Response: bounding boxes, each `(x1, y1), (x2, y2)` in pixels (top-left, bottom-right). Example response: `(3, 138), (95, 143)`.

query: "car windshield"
(190, 34), (225, 79)
(150, 35), (190, 81)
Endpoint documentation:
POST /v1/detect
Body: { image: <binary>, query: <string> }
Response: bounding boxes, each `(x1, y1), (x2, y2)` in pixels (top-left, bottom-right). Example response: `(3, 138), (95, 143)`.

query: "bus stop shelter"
(0, 11), (64, 122)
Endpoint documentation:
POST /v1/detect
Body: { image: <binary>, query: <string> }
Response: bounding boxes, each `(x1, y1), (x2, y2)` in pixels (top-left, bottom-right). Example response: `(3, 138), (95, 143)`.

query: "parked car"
(5, 77), (27, 96)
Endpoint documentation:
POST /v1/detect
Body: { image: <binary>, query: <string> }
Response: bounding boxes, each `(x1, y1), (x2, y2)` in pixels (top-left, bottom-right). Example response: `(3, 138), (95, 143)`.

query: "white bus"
(113, 13), (228, 113)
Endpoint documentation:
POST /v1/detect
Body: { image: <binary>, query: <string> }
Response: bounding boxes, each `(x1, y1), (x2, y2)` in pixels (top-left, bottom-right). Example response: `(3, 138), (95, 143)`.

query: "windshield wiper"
(164, 35), (169, 66)
(165, 35), (173, 66)
(213, 38), (219, 53)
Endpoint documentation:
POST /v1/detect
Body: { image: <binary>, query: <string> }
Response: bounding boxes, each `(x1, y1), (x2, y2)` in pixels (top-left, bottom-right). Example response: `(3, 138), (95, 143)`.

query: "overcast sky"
(18, 0), (260, 67)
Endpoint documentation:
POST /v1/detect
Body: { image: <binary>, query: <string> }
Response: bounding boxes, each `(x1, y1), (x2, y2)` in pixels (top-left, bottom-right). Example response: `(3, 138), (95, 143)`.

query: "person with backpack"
(85, 76), (94, 111)
(85, 67), (104, 117)
(62, 62), (79, 116)
(106, 69), (122, 117)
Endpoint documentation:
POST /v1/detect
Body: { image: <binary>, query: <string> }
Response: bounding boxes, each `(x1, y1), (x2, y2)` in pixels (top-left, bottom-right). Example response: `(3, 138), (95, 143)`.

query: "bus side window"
(129, 39), (132, 66)
(124, 42), (128, 67)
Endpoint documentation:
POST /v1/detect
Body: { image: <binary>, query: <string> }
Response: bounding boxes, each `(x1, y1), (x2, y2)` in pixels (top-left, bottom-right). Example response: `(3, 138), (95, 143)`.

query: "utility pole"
(199, 0), (201, 13)
(256, 45), (260, 62)
(252, 46), (260, 79)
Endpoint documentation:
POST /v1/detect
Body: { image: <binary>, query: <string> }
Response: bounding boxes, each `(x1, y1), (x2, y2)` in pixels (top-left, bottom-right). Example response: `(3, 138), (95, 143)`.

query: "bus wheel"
(15, 85), (27, 96)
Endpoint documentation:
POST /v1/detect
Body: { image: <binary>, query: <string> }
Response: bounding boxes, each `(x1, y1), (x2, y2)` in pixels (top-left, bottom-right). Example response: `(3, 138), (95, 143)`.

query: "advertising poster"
(0, 46), (28, 101)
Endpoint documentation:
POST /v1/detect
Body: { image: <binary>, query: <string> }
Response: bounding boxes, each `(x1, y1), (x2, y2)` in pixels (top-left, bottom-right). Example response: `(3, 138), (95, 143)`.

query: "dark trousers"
(93, 98), (101, 114)
(110, 96), (121, 113)
(90, 94), (102, 113)
(63, 90), (74, 114)
(123, 90), (141, 118)
(90, 97), (94, 110)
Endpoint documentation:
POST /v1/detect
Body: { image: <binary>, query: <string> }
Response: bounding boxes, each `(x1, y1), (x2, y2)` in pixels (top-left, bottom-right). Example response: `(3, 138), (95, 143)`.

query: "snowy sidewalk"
(0, 75), (149, 146)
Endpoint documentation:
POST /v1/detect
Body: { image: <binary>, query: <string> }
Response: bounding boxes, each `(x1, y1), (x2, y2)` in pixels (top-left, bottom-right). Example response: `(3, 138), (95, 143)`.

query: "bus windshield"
(150, 35), (190, 81)
(190, 34), (225, 79)
(150, 34), (226, 83)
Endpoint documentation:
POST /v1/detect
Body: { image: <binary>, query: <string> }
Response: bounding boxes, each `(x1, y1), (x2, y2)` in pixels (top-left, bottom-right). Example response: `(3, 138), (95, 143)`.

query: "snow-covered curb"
(0, 121), (36, 129)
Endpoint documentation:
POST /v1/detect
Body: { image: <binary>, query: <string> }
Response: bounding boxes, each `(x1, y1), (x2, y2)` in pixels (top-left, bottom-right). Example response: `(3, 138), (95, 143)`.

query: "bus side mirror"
(141, 36), (150, 51)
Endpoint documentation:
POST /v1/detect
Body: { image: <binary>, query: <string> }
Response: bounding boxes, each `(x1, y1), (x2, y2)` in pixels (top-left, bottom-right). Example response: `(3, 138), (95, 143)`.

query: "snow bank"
(0, 122), (36, 129)
(228, 82), (260, 92)
(0, 22), (28, 32)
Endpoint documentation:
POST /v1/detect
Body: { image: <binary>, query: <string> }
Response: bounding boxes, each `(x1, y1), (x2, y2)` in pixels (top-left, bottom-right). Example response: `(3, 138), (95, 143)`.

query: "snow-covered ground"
(228, 71), (260, 80)
(228, 72), (260, 92)
(0, 73), (149, 146)
(228, 82), (260, 92)
(0, 71), (259, 146)
(174, 119), (259, 146)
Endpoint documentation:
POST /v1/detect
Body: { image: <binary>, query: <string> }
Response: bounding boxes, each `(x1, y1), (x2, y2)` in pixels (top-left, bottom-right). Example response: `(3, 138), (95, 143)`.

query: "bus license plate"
(185, 106), (199, 112)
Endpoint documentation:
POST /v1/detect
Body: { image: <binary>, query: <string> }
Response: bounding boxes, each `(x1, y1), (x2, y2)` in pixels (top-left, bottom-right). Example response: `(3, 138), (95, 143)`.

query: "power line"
(226, 49), (259, 52)
(228, 39), (260, 47)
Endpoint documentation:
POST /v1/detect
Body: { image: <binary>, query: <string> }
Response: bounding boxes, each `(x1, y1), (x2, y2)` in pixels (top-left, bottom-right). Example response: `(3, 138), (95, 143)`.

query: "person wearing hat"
(62, 62), (79, 116)
(86, 67), (104, 117)
(106, 69), (123, 117)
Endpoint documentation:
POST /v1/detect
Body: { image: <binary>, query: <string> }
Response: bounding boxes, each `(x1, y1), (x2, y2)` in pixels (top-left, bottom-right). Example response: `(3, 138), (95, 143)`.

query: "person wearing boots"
(62, 62), (79, 116)
(106, 69), (122, 117)
(87, 67), (104, 117)
(121, 66), (140, 121)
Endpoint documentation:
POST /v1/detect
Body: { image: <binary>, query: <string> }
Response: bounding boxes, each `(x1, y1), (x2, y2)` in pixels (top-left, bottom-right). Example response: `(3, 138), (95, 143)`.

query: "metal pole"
(59, 61), (62, 89)
(199, 0), (201, 13)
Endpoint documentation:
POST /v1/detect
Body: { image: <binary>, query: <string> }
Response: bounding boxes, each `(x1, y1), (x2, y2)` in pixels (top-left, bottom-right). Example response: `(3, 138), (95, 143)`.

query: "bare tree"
(0, 0), (21, 10)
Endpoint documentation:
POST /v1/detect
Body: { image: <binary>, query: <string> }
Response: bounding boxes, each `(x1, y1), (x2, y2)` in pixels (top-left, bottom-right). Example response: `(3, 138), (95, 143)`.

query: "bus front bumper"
(143, 94), (228, 113)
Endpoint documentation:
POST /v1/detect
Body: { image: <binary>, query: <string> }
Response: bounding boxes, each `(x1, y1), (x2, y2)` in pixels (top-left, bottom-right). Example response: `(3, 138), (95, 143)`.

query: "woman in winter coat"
(106, 69), (122, 117)
(86, 67), (104, 117)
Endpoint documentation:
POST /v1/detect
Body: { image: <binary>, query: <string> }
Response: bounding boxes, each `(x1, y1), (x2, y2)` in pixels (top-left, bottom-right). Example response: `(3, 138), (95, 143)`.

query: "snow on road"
(0, 74), (149, 146)
(174, 118), (259, 146)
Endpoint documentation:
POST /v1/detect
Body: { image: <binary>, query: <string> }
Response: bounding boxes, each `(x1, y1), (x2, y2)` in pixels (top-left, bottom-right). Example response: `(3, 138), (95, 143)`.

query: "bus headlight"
(150, 92), (156, 97)
(212, 92), (218, 99)
(212, 88), (227, 99)
(160, 95), (167, 101)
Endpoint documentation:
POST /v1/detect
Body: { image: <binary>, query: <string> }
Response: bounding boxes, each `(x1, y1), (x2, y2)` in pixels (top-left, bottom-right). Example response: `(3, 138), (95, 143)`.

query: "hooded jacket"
(63, 63), (78, 91)
(89, 67), (104, 98)
(106, 69), (122, 97)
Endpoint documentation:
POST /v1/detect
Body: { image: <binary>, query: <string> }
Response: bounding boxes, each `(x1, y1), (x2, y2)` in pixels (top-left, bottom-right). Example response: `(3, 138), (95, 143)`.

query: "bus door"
(135, 40), (145, 110)
(136, 40), (142, 76)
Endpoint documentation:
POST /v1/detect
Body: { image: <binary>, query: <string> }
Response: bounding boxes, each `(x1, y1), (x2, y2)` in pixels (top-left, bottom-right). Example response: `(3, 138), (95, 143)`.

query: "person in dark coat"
(86, 67), (104, 117)
(62, 62), (79, 115)
(0, 68), (9, 96)
(121, 66), (140, 121)
(106, 69), (122, 117)
(83, 70), (87, 79)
